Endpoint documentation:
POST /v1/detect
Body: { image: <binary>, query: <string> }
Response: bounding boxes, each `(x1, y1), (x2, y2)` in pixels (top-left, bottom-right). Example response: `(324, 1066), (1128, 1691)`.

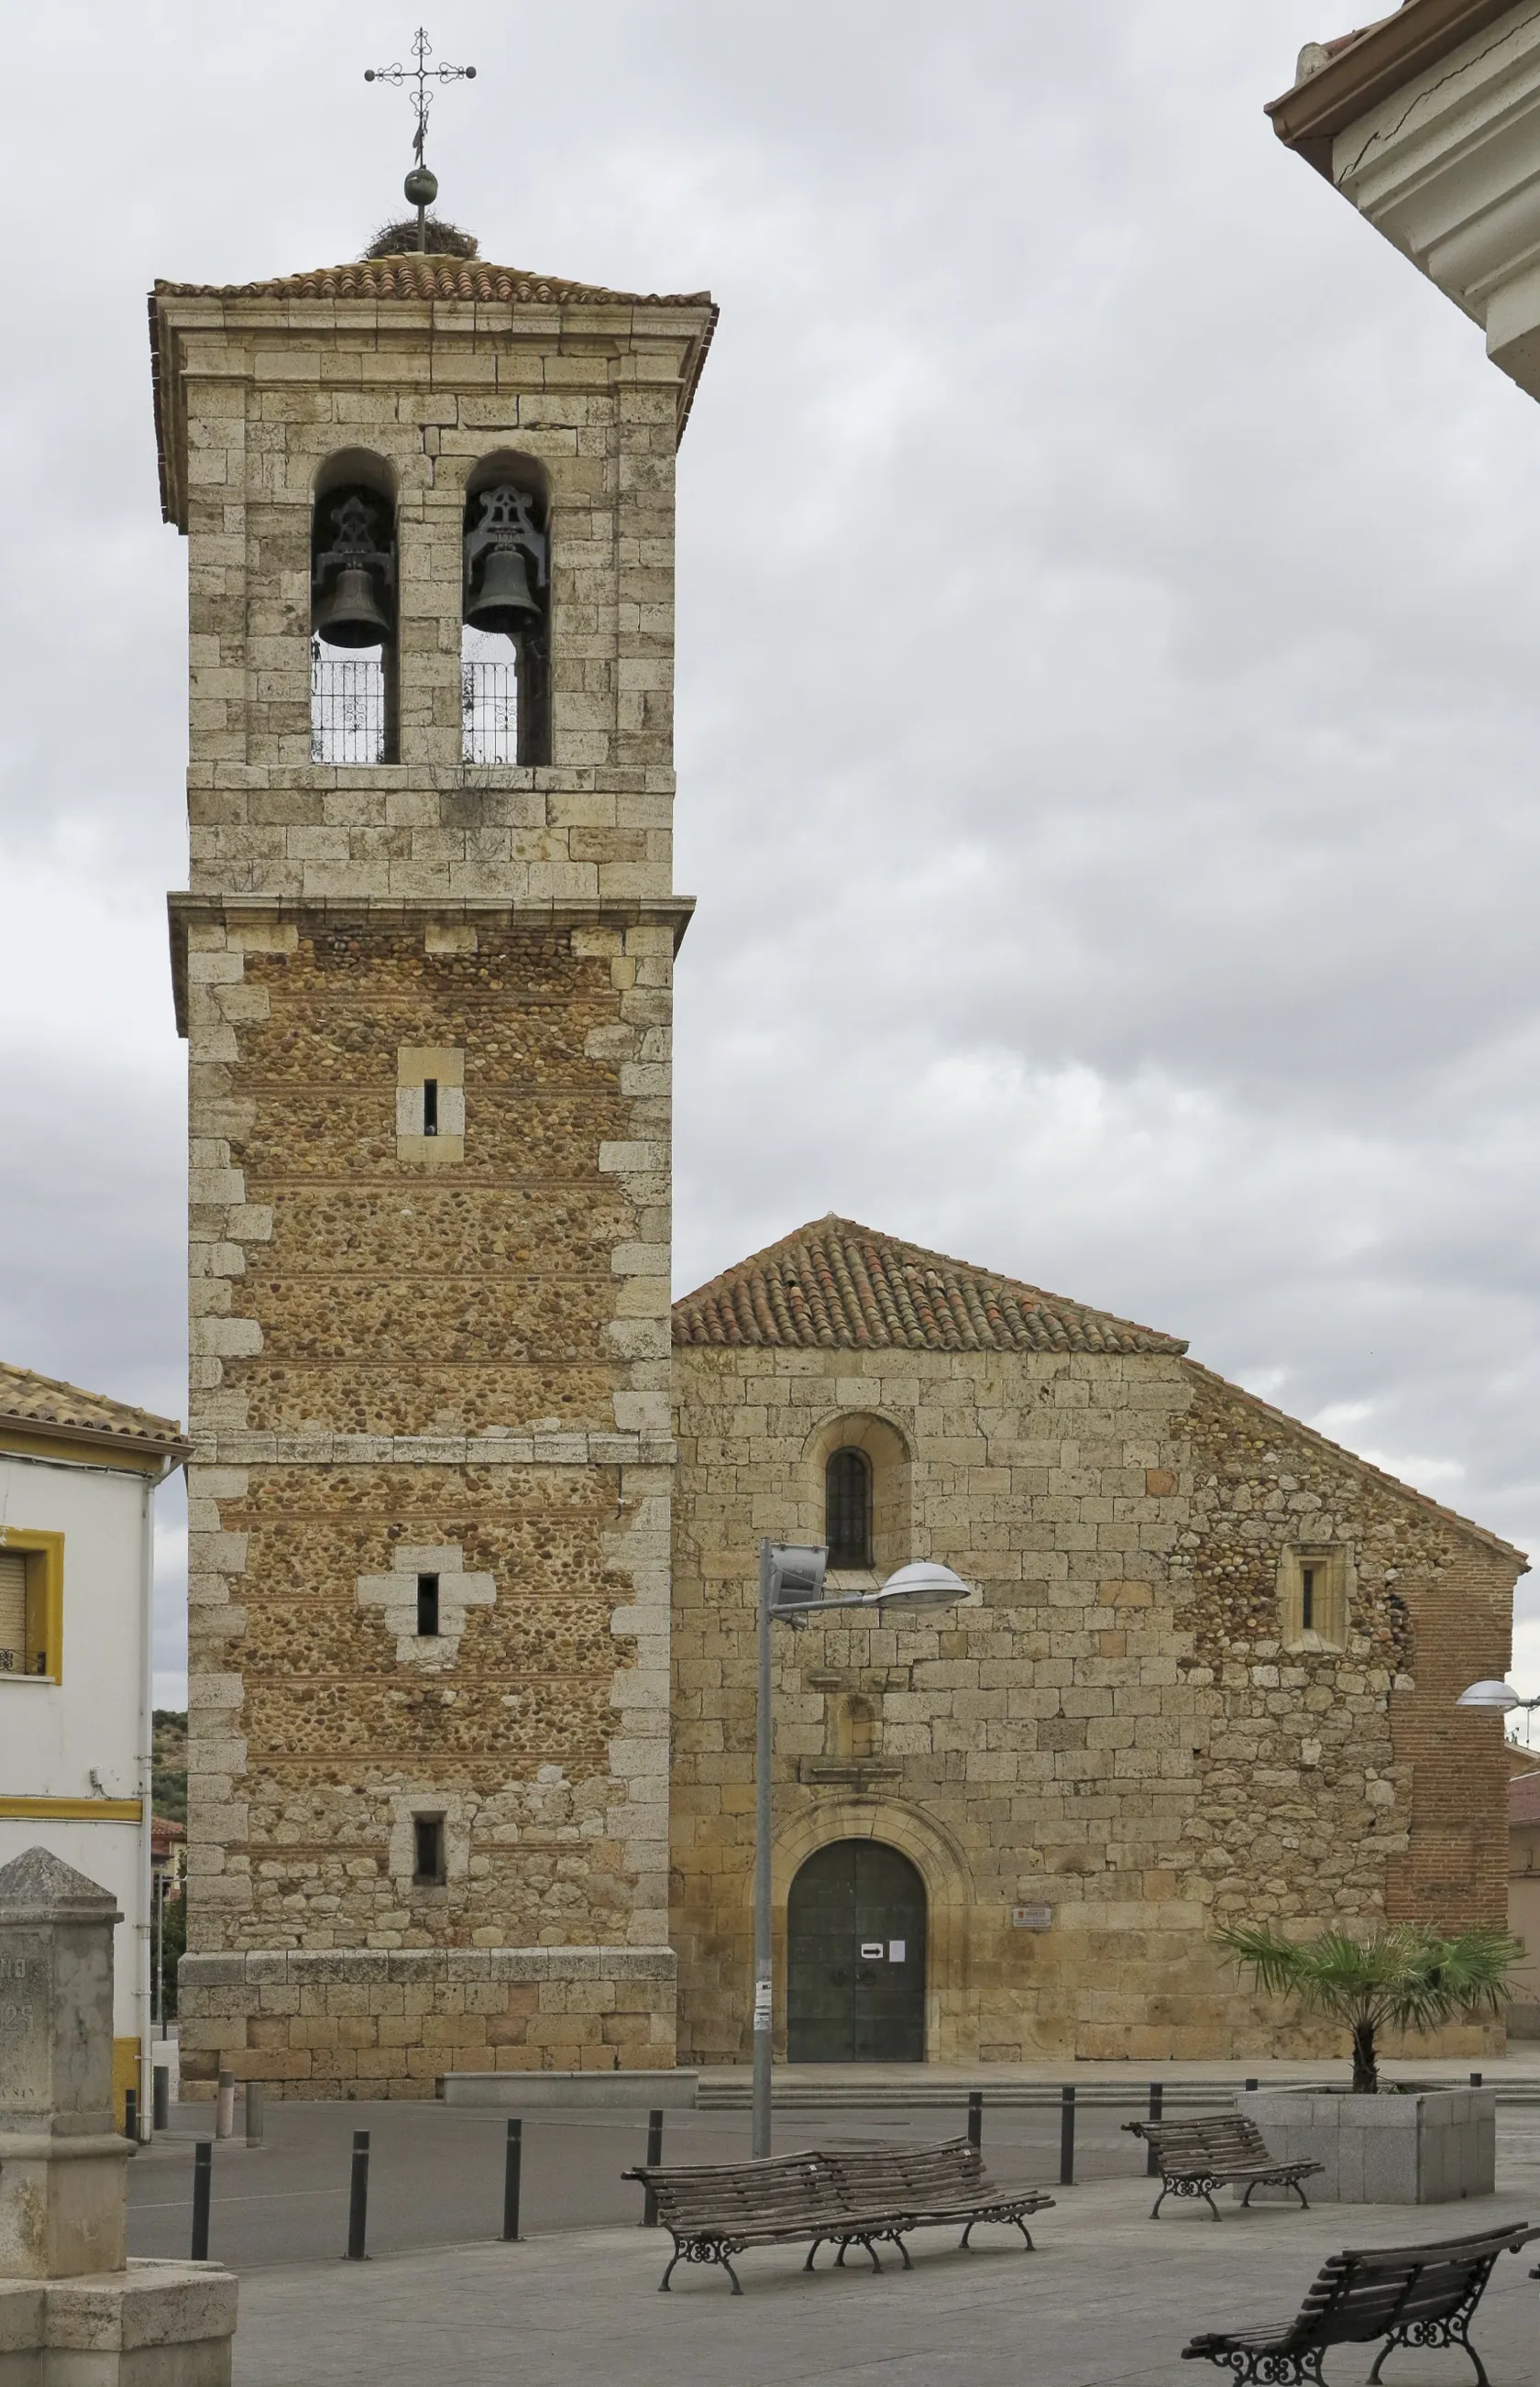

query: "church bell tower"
(150, 226), (714, 2092)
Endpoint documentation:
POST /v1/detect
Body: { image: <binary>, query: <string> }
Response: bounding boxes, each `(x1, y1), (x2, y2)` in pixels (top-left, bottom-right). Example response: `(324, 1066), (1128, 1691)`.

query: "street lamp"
(751, 1539), (971, 2158)
(1457, 1680), (1540, 1713)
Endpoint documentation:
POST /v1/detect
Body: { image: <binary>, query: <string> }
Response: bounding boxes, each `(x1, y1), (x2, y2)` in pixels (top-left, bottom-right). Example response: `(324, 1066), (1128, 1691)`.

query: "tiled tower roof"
(672, 1217), (1188, 1356)
(150, 258), (712, 306)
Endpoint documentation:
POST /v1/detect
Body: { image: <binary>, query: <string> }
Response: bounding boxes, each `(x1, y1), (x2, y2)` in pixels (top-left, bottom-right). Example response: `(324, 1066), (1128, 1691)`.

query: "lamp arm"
(769, 1592), (871, 1622)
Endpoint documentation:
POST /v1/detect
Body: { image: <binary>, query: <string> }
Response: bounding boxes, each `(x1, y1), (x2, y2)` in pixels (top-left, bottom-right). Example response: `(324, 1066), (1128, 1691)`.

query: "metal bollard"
(215, 2070), (235, 2140)
(346, 2129), (370, 2260)
(501, 2118), (522, 2243)
(153, 2065), (170, 2133)
(191, 2140), (213, 2260)
(124, 2088), (138, 2144)
(967, 2090), (983, 2150)
(642, 2108), (663, 2227)
(1145, 2082), (1162, 2177)
(1059, 2084), (1076, 2187)
(246, 2082), (266, 2147)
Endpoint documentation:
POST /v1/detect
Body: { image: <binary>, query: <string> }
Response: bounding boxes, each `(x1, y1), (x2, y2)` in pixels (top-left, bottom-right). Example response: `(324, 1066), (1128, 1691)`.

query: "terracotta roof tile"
(152, 259), (711, 307)
(0, 1361), (189, 1459)
(672, 1217), (1188, 1356)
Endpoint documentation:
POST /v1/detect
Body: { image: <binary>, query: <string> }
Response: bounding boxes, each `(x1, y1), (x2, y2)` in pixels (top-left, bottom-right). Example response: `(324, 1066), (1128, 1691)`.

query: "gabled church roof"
(672, 1217), (1188, 1356)
(0, 1361), (191, 1466)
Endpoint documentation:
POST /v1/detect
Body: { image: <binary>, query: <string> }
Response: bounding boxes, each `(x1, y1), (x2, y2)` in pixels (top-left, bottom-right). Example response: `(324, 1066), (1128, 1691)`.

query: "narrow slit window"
(416, 1574), (440, 1637)
(825, 1447), (873, 1570)
(412, 1816), (446, 1885)
(1301, 1567), (1315, 1633)
(423, 1078), (438, 1137)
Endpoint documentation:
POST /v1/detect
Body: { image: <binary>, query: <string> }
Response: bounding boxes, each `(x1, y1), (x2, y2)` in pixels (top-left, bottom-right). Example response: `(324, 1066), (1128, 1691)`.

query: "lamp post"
(751, 1542), (969, 2160)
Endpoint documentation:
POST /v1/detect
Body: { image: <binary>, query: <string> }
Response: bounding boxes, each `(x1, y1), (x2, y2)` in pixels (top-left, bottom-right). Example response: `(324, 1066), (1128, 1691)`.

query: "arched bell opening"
(461, 452), (551, 766)
(310, 450), (400, 764)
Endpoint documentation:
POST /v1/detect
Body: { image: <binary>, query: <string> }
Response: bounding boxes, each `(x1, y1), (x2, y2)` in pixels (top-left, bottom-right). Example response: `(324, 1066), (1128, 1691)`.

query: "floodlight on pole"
(751, 1539), (970, 2159)
(1457, 1678), (1535, 1712)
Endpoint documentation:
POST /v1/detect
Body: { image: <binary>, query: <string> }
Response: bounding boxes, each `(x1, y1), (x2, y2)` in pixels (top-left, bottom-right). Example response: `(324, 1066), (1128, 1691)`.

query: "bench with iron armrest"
(623, 2138), (1055, 2294)
(817, 2139), (1053, 2264)
(1122, 2113), (1324, 2220)
(1182, 2219), (1540, 2387)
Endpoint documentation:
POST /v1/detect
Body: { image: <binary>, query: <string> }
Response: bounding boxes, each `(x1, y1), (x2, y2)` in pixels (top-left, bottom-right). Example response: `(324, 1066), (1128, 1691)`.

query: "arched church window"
(825, 1447), (872, 1570)
(310, 457), (398, 764)
(462, 456), (551, 765)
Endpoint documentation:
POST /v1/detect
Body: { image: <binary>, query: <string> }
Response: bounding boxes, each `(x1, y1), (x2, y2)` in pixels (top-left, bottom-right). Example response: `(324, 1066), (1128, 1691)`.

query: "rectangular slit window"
(416, 1573), (440, 1637)
(412, 1816), (446, 1885)
(1301, 1567), (1315, 1632)
(423, 1079), (438, 1138)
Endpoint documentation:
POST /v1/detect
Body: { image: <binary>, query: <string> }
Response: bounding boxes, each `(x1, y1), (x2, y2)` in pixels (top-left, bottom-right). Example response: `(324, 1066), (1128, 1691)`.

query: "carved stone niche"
(798, 1674), (898, 1790)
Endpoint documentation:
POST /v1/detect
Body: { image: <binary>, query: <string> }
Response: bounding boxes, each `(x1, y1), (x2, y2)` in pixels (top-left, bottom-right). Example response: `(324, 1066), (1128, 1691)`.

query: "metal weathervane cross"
(365, 28), (477, 248)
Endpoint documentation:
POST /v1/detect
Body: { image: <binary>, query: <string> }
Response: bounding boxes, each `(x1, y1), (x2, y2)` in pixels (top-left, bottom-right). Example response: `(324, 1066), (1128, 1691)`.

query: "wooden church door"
(786, 1841), (927, 2062)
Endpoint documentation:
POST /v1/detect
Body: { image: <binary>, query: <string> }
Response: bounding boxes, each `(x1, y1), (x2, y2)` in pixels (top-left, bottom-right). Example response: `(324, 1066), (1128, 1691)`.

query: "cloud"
(4, 0), (1539, 1708)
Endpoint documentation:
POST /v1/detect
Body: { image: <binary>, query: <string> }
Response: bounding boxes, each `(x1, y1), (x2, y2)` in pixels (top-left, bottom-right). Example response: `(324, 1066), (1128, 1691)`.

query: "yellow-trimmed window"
(0, 1531), (64, 1681)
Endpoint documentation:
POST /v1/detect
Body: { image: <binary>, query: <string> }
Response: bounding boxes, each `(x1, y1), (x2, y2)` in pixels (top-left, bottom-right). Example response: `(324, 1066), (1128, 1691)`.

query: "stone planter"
(1237, 2086), (1495, 2205)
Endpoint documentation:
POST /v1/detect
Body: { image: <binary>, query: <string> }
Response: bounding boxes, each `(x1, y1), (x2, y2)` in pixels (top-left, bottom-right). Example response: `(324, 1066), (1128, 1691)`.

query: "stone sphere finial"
(404, 165), (438, 207)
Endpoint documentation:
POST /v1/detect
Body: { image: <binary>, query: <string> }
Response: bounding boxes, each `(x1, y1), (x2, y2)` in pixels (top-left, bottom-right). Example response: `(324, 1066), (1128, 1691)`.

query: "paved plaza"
(119, 2078), (1540, 2387)
(228, 2172), (1540, 2387)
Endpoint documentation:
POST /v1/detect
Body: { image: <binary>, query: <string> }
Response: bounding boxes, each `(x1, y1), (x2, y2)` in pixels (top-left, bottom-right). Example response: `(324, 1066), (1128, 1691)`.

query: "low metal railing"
(311, 650), (387, 765)
(462, 659), (517, 764)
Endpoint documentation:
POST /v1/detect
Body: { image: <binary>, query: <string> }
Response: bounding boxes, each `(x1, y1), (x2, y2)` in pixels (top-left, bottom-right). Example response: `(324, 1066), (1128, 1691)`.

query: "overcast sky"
(6, 1), (1540, 1713)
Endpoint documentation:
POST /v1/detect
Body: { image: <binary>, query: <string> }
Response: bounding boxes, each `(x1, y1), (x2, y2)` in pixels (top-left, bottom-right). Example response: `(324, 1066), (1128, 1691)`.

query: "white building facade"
(0, 1364), (189, 2132)
(1268, 0), (1540, 411)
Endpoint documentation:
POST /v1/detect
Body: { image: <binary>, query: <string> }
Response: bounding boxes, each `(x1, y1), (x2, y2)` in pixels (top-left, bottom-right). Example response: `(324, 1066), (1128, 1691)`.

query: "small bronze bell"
(314, 562), (391, 649)
(465, 544), (543, 638)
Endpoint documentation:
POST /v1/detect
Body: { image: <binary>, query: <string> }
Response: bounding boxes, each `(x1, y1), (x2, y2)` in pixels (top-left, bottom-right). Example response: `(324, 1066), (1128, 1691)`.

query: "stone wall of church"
(670, 1343), (1518, 2065)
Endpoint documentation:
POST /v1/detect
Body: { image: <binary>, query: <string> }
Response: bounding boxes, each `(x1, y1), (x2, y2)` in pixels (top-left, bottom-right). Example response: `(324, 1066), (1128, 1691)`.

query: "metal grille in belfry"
(311, 648), (387, 764)
(462, 660), (517, 763)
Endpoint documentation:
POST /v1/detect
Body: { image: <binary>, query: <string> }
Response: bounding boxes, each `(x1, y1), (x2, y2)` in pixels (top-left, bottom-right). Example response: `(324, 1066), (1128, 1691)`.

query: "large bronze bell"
(465, 544), (543, 638)
(314, 561), (391, 649)
(313, 488), (395, 650)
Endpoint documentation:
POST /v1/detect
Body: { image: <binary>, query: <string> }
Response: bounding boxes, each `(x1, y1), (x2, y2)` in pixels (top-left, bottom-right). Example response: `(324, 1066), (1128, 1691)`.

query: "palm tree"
(1216, 1922), (1523, 2093)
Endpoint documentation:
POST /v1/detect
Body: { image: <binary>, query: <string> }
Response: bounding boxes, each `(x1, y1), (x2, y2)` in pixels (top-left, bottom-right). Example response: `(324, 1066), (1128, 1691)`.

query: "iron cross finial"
(365, 27), (477, 171)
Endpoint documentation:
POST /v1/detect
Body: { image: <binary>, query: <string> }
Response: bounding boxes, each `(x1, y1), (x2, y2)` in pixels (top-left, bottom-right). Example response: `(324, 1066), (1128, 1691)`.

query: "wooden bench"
(1122, 2112), (1324, 2220)
(623, 2137), (1055, 2294)
(817, 2139), (1053, 2262)
(1182, 2219), (1539, 2387)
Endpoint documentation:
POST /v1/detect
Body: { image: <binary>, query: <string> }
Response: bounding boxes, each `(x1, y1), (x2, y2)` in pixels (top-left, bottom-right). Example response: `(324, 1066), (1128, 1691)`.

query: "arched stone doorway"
(786, 1840), (928, 2062)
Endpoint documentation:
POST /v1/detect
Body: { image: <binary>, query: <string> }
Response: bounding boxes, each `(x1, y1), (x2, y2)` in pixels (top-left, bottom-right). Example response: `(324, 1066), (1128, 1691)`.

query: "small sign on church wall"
(1011, 1904), (1053, 1930)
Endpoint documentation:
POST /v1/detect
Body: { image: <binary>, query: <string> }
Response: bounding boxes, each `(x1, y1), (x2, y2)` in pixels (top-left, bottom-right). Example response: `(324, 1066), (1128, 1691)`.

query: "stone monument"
(0, 1847), (236, 2383)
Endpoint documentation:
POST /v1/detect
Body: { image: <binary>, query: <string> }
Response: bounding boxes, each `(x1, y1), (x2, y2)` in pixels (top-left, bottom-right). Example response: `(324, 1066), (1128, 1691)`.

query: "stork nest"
(364, 216), (479, 260)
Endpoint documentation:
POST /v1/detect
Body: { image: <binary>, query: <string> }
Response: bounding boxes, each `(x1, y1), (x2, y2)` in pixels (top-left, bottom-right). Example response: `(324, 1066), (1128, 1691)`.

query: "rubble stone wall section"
(670, 1344), (1518, 2066)
(178, 904), (676, 2089)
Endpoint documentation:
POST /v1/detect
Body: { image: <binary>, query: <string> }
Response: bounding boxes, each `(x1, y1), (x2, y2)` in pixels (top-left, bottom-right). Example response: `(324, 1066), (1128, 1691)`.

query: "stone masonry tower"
(150, 243), (715, 2094)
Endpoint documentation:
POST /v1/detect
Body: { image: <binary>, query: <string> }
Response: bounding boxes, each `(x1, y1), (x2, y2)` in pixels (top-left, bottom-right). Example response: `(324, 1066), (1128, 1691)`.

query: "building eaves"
(1184, 1359), (1529, 1570)
(0, 1361), (192, 1468)
(1265, 0), (1524, 174)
